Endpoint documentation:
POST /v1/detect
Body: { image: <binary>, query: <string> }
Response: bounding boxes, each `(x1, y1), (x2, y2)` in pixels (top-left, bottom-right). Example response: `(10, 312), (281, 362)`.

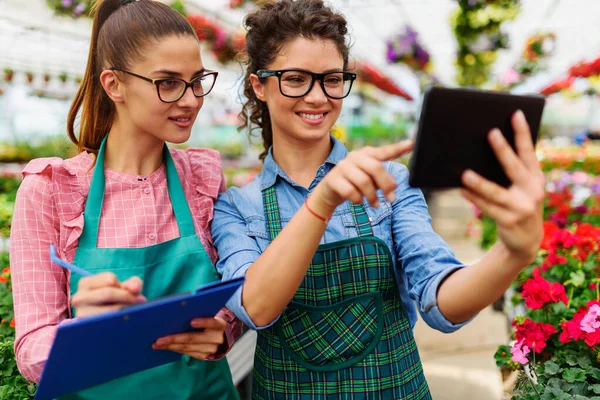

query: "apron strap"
(79, 138), (195, 249)
(261, 185), (374, 240)
(262, 185), (282, 241)
(163, 147), (195, 237)
(350, 203), (375, 237)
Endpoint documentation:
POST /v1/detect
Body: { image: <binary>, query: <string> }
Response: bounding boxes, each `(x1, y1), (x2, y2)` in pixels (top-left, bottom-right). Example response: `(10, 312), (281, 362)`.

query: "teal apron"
(65, 138), (239, 400)
(253, 186), (431, 399)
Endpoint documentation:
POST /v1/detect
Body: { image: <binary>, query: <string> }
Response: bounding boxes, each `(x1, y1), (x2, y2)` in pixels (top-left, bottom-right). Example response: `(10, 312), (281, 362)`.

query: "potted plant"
(3, 68), (13, 83)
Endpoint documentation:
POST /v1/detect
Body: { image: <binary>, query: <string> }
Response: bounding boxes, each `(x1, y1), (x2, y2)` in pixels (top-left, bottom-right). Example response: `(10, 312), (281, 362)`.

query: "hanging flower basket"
(3, 68), (13, 83)
(386, 26), (431, 73)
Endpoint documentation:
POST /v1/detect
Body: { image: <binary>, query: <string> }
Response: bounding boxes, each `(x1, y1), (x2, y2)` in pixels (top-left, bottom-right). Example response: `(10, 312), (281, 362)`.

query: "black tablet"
(408, 86), (546, 189)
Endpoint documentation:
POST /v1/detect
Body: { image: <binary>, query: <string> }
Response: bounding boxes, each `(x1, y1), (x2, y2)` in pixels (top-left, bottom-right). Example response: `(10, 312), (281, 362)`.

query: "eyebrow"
(287, 68), (344, 74)
(151, 68), (206, 78)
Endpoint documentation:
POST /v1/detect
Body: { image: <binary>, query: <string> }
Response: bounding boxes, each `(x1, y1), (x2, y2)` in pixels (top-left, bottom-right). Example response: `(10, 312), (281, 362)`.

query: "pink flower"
(581, 304), (600, 333)
(510, 339), (530, 364)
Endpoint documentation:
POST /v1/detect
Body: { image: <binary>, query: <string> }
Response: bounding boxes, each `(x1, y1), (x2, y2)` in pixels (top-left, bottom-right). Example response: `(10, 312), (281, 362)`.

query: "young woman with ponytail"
(212, 0), (545, 398)
(10, 0), (241, 398)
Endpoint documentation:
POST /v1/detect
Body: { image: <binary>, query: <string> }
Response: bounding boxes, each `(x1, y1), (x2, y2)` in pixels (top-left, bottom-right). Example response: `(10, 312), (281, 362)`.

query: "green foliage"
(451, 0), (521, 86)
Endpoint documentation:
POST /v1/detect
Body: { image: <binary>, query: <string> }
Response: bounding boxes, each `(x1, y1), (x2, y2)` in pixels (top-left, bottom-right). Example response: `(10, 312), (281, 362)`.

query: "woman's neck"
(271, 134), (332, 189)
(103, 118), (164, 177)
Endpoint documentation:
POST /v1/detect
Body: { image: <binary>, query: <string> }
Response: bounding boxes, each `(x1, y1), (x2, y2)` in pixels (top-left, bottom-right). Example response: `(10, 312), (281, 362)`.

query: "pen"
(49, 244), (93, 277)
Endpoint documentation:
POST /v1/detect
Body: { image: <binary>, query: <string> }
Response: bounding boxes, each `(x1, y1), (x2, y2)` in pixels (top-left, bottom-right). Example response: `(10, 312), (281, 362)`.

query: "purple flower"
(61, 0), (72, 7)
(73, 2), (86, 15)
(575, 205), (588, 214)
(386, 43), (397, 63)
(414, 45), (430, 65)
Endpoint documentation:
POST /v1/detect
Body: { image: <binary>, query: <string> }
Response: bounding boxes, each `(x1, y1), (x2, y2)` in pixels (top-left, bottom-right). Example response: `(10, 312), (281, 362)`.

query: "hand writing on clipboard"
(50, 245), (147, 318)
(49, 245), (228, 360)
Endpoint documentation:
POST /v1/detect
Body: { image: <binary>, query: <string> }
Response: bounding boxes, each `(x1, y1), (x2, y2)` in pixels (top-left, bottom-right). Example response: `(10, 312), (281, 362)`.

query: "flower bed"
(471, 159), (600, 397)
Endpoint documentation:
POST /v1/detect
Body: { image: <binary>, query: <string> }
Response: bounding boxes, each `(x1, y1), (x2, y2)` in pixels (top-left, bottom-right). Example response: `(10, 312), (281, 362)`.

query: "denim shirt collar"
(260, 136), (349, 189)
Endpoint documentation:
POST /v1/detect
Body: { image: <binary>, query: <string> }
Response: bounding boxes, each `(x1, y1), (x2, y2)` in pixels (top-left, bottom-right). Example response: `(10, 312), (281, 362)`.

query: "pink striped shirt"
(9, 147), (243, 383)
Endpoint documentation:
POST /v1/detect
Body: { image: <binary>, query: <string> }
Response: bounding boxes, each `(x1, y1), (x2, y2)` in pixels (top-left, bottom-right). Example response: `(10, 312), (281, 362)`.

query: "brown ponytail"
(239, 0), (350, 161)
(67, 0), (198, 155)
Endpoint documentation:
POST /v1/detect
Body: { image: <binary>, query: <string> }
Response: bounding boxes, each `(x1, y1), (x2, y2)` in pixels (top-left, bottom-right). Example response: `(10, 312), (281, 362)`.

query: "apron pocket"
(276, 292), (384, 372)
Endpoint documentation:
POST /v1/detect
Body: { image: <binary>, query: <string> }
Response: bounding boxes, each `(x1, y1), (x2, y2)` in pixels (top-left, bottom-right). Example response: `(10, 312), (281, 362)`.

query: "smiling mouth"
(169, 117), (192, 122)
(297, 112), (328, 120)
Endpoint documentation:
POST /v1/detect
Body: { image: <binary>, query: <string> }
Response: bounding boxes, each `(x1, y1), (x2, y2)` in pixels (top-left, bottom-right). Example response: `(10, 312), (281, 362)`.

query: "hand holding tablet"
(408, 86), (546, 189)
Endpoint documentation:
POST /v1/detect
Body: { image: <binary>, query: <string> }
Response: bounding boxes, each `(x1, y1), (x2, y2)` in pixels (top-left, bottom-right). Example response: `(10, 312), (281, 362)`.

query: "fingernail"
(155, 338), (166, 346)
(515, 109), (525, 122)
(490, 129), (502, 142)
(191, 320), (201, 328)
(136, 295), (147, 303)
(464, 170), (477, 185)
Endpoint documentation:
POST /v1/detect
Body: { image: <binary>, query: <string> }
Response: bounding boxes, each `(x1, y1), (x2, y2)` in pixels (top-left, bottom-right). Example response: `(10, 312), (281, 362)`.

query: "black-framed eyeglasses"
(108, 67), (218, 103)
(256, 69), (356, 99)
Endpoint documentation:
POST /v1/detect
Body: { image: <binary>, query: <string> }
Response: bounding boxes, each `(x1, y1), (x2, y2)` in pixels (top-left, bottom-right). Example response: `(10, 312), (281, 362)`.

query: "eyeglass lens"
(279, 71), (352, 98)
(158, 74), (216, 102)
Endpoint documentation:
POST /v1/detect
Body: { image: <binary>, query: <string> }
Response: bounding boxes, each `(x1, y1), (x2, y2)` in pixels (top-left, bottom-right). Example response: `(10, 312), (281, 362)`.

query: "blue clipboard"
(34, 277), (244, 400)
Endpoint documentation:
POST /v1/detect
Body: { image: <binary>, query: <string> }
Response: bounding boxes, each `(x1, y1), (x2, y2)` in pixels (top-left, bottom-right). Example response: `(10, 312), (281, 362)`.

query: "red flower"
(547, 188), (573, 208)
(9, 318), (15, 328)
(514, 318), (557, 353)
(541, 221), (560, 250)
(0, 267), (9, 284)
(560, 300), (600, 347)
(522, 268), (569, 309)
(541, 248), (568, 271)
(560, 307), (587, 344)
(552, 229), (576, 248)
(557, 203), (571, 217)
(573, 223), (600, 261)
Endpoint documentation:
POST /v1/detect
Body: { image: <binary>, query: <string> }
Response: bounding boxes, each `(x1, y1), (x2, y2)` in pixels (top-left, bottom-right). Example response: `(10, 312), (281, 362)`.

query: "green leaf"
(494, 345), (513, 367)
(566, 354), (579, 367)
(547, 377), (563, 389)
(544, 361), (561, 375)
(578, 354), (592, 369)
(565, 270), (586, 287)
(564, 368), (587, 383)
(588, 368), (600, 380)
(570, 382), (590, 396)
(590, 384), (600, 394)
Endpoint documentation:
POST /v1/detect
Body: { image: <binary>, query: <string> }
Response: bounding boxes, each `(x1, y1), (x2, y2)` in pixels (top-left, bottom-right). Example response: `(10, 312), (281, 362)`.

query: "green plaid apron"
(253, 186), (431, 399)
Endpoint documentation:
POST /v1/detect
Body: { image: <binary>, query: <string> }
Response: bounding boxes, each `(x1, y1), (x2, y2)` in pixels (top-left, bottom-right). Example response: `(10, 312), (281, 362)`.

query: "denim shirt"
(212, 137), (472, 333)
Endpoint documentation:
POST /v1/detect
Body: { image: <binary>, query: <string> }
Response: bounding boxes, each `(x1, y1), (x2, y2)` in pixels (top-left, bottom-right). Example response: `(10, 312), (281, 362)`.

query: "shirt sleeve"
(388, 162), (475, 333)
(10, 173), (70, 383)
(211, 190), (279, 330)
(204, 307), (245, 360)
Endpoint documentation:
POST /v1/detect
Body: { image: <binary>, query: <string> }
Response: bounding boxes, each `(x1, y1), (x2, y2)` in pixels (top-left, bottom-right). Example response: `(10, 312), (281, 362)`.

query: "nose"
(176, 85), (203, 109)
(303, 80), (328, 105)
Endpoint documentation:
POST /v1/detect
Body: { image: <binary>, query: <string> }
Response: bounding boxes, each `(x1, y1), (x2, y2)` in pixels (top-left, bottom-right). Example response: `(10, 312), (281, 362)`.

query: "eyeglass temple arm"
(256, 70), (278, 78)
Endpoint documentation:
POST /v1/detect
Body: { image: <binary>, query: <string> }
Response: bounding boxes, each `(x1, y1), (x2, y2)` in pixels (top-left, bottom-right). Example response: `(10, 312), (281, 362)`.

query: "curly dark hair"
(239, 0), (350, 161)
